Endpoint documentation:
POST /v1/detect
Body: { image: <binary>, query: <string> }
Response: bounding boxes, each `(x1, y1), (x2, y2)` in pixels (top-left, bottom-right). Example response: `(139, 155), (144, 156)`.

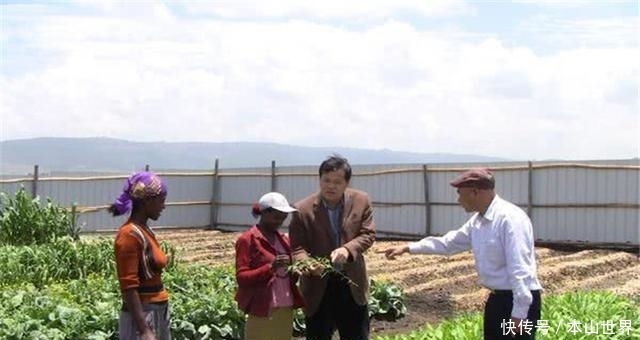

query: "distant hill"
(0, 137), (508, 174)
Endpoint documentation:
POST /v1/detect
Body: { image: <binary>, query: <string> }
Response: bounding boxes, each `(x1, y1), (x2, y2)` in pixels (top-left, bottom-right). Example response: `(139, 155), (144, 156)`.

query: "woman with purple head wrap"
(109, 171), (172, 340)
(109, 171), (168, 217)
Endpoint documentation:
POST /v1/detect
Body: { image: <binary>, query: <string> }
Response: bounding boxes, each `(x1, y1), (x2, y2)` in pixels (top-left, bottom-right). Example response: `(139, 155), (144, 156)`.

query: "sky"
(1, 0), (638, 161)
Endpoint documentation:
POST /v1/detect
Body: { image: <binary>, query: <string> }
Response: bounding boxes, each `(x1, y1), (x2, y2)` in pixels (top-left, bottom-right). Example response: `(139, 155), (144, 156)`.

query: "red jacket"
(235, 225), (304, 317)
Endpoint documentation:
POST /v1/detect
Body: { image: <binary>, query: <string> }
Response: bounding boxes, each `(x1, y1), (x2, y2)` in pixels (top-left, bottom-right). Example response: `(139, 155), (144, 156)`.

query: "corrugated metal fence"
(1, 160), (638, 245)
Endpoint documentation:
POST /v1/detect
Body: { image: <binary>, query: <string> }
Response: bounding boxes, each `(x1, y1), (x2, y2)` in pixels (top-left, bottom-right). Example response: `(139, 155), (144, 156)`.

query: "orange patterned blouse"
(114, 222), (169, 304)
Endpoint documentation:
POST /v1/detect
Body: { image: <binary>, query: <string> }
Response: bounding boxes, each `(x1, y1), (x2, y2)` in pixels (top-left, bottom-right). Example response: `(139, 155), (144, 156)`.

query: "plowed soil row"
(155, 229), (640, 336)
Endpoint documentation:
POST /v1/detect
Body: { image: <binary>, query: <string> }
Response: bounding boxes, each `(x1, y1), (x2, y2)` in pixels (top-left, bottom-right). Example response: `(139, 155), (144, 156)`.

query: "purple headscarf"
(111, 171), (167, 216)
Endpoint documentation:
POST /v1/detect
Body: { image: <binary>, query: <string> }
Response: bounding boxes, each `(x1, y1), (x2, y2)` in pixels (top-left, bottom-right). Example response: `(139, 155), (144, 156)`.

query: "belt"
(490, 289), (541, 295)
(137, 284), (165, 293)
(121, 300), (168, 312)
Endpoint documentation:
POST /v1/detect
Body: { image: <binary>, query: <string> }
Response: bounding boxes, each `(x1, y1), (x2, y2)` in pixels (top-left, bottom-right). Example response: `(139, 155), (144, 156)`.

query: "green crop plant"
(0, 238), (177, 288)
(369, 279), (407, 319)
(373, 291), (640, 340)
(0, 238), (115, 287)
(0, 187), (79, 246)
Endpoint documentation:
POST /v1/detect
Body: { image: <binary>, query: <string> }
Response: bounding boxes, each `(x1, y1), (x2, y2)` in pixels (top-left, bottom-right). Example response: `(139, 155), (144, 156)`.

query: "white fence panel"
(1, 160), (638, 246)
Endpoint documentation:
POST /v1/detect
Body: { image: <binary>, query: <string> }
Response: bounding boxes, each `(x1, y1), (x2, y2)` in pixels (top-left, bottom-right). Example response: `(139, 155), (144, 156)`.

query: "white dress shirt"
(408, 195), (542, 319)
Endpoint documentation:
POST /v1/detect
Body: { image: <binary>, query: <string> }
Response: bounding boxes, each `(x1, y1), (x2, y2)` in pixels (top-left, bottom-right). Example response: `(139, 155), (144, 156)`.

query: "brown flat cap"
(450, 168), (495, 189)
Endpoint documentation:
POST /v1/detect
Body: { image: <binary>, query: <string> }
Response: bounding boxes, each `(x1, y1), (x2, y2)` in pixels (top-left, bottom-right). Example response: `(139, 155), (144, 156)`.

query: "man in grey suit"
(290, 155), (376, 340)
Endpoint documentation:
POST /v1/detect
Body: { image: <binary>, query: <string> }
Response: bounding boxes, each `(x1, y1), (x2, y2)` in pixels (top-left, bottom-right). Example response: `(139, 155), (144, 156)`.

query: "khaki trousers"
(244, 307), (294, 340)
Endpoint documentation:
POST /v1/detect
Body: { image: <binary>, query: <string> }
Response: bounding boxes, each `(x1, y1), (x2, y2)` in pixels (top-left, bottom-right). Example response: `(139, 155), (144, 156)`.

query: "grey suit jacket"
(289, 188), (376, 316)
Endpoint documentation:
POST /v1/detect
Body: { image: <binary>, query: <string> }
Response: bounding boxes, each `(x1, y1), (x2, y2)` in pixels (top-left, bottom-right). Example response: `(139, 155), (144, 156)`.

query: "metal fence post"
(422, 164), (431, 236)
(209, 158), (220, 230)
(271, 160), (277, 192)
(71, 203), (79, 240)
(32, 164), (39, 197)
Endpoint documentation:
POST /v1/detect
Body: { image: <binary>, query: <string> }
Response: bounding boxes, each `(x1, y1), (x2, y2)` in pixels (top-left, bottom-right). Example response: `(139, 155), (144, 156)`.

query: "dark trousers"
(305, 274), (370, 340)
(484, 290), (541, 340)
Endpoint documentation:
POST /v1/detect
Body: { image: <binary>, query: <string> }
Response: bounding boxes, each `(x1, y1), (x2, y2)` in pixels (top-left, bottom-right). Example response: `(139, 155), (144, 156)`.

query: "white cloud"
(181, 0), (472, 20)
(518, 16), (639, 49)
(1, 2), (638, 161)
(73, 0), (174, 21)
(514, 0), (601, 7)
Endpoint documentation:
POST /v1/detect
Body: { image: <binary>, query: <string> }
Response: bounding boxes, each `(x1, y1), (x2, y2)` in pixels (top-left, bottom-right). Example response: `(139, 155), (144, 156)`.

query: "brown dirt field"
(155, 229), (640, 337)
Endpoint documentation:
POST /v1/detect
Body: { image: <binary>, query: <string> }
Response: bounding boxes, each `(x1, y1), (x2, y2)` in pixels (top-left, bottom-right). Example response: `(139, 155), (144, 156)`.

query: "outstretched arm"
(379, 221), (473, 259)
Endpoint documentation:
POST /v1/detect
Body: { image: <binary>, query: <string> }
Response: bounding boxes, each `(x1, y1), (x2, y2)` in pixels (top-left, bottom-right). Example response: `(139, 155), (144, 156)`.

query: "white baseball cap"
(258, 192), (297, 213)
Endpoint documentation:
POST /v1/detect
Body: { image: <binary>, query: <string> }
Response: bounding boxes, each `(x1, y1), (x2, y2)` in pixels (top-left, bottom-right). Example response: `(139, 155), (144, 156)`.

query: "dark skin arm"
(123, 289), (156, 340)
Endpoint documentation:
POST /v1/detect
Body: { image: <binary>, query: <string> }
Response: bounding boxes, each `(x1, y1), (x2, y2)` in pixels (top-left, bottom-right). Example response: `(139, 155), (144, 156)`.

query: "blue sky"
(1, 0), (638, 160)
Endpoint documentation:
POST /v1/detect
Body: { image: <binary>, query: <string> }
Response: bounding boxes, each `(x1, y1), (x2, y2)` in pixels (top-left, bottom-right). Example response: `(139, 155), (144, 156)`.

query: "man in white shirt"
(379, 168), (542, 340)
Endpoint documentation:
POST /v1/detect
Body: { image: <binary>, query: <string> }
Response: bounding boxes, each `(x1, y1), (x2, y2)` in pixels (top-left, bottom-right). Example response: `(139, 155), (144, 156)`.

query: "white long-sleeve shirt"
(408, 195), (542, 319)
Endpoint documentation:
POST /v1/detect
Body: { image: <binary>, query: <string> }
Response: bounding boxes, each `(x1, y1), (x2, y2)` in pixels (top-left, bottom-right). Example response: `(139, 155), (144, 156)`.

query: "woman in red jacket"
(235, 192), (305, 340)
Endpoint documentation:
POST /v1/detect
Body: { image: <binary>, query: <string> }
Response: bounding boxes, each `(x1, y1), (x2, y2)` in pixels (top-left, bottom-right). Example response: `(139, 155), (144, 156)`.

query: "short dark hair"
(319, 154), (352, 181)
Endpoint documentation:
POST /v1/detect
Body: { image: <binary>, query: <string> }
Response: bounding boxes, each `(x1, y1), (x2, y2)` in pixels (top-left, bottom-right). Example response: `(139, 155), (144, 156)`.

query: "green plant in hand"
(288, 256), (330, 274)
(288, 256), (358, 287)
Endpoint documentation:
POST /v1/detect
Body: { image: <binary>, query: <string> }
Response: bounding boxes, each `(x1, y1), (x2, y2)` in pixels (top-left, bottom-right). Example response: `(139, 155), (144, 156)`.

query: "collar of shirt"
(477, 194), (501, 223)
(321, 196), (344, 211)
